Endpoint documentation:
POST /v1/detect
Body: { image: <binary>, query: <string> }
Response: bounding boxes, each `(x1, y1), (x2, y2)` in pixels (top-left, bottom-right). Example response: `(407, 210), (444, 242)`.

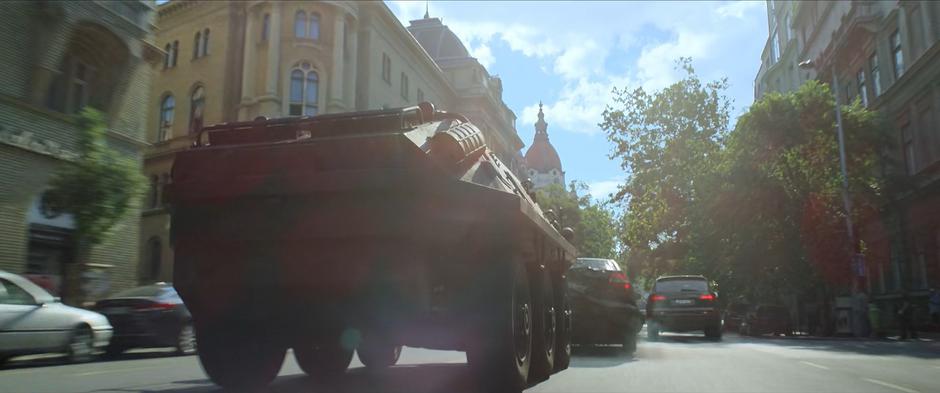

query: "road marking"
(70, 365), (166, 377)
(798, 361), (830, 370)
(863, 378), (920, 393)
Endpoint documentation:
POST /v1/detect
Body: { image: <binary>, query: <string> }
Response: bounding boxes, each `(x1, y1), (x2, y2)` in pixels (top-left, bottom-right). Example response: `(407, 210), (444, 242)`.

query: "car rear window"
(574, 258), (620, 271)
(654, 278), (708, 293)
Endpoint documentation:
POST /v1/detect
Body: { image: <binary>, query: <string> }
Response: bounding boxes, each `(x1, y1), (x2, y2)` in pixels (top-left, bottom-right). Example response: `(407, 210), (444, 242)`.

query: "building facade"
(755, 1), (940, 321)
(0, 1), (160, 302)
(140, 1), (523, 282)
(524, 103), (565, 189)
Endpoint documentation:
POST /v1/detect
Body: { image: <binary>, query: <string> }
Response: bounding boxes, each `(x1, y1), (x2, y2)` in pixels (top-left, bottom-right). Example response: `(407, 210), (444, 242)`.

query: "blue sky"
(388, 1), (768, 202)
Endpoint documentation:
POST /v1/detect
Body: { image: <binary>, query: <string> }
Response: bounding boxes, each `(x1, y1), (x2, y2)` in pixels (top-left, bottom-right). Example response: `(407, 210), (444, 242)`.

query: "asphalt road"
(2, 330), (939, 393)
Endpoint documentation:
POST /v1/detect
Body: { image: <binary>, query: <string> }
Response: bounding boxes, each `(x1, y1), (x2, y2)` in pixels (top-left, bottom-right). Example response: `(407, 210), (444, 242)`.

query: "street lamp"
(798, 59), (861, 283)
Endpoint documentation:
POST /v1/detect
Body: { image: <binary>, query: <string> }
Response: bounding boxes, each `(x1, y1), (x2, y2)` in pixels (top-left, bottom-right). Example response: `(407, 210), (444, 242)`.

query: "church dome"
(524, 103), (562, 173)
(407, 17), (469, 60)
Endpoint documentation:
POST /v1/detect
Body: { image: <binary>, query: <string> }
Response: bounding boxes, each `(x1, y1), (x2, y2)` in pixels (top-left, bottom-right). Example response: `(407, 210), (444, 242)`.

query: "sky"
(387, 0), (769, 202)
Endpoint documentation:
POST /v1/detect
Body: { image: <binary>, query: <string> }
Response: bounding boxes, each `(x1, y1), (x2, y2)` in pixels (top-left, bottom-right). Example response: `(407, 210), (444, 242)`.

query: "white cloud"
(469, 43), (495, 68)
(520, 77), (618, 135)
(587, 178), (625, 202)
(636, 30), (717, 91)
(387, 1), (426, 25)
(716, 1), (765, 19)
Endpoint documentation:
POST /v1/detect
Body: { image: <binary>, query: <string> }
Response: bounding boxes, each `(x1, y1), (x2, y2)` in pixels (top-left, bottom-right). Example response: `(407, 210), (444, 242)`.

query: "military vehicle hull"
(168, 105), (576, 391)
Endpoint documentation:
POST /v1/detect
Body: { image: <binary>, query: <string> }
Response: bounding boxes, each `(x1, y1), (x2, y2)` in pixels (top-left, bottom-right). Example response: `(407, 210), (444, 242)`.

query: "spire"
(424, 0), (430, 19)
(534, 101), (548, 138)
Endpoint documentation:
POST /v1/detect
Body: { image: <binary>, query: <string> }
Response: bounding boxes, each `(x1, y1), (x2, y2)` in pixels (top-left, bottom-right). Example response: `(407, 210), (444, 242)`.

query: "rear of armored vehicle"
(167, 105), (576, 392)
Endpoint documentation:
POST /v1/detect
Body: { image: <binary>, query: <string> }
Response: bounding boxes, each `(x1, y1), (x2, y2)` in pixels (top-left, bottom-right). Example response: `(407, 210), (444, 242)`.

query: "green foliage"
(43, 108), (146, 247)
(535, 181), (619, 261)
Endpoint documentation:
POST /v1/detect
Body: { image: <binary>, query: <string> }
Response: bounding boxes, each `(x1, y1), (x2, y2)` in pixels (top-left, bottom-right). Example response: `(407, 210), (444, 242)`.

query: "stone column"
(260, 3), (282, 117)
(344, 18), (358, 110)
(328, 14), (346, 113)
(238, 7), (257, 120)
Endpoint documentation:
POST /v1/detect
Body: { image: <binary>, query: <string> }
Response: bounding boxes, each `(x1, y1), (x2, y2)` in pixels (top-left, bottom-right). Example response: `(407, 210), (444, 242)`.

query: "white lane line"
(863, 378), (921, 393)
(70, 365), (166, 377)
(798, 361), (830, 370)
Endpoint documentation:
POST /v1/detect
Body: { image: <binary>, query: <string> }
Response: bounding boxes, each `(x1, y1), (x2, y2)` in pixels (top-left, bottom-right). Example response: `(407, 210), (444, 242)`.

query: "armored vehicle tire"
(466, 259), (532, 393)
(553, 273), (572, 372)
(357, 339), (402, 370)
(294, 341), (354, 380)
(529, 267), (556, 381)
(196, 325), (286, 390)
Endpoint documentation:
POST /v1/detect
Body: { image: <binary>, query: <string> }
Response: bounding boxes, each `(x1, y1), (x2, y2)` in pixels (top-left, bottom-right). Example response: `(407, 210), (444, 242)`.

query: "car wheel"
(175, 323), (197, 356)
(705, 326), (722, 341)
(553, 273), (572, 372)
(622, 332), (637, 354)
(66, 325), (94, 363)
(357, 338), (401, 370)
(466, 258), (532, 393)
(529, 266), (556, 381)
(647, 322), (660, 340)
(196, 323), (286, 390)
(294, 336), (355, 380)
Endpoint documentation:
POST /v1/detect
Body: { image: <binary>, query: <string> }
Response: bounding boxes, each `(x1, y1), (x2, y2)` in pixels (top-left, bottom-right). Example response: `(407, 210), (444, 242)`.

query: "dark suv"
(646, 275), (721, 340)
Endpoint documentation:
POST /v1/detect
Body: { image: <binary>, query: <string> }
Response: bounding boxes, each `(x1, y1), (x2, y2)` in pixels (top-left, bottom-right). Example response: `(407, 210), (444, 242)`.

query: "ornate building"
(524, 103), (564, 189)
(140, 1), (524, 282)
(0, 1), (160, 302)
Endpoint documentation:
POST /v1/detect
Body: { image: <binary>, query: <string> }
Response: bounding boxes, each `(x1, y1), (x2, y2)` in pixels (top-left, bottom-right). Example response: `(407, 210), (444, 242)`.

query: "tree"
(535, 182), (619, 261)
(43, 108), (146, 304)
(600, 58), (731, 281)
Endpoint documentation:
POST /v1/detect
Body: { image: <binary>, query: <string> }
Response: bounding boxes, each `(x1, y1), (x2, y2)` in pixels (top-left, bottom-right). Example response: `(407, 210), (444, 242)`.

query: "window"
(147, 237), (162, 281)
(870, 53), (882, 96)
(309, 13), (320, 40)
(171, 41), (178, 67)
(202, 28), (210, 56)
(69, 60), (92, 113)
(193, 31), (201, 59)
(400, 73), (409, 99)
(417, 88), (424, 103)
(289, 66), (318, 116)
(262, 14), (270, 40)
(785, 13), (793, 43)
(294, 11), (307, 38)
(891, 30), (904, 79)
(163, 43), (171, 69)
(149, 175), (159, 208)
(902, 123), (915, 174)
(382, 53), (391, 83)
(189, 85), (205, 133)
(856, 68), (868, 107)
(0, 279), (35, 305)
(770, 30), (780, 63)
(158, 94), (174, 142)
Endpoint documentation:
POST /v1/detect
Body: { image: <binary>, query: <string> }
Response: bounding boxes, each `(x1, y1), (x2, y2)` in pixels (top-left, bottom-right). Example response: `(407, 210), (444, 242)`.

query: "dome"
(524, 103), (562, 173)
(407, 17), (470, 60)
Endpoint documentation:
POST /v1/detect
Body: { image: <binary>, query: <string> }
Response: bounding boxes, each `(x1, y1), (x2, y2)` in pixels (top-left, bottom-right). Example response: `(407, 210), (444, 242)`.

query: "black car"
(723, 302), (751, 332)
(567, 258), (643, 353)
(94, 283), (195, 356)
(646, 275), (721, 340)
(739, 304), (793, 337)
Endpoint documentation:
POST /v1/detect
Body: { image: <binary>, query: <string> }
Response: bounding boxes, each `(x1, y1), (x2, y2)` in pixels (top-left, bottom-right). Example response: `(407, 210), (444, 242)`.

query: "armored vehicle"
(167, 103), (577, 392)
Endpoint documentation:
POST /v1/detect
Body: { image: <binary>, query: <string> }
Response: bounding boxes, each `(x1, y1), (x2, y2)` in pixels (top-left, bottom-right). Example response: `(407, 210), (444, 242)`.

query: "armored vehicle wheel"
(357, 339), (402, 370)
(294, 339), (354, 380)
(553, 273), (572, 372)
(530, 267), (556, 381)
(466, 258), (532, 393)
(196, 324), (286, 390)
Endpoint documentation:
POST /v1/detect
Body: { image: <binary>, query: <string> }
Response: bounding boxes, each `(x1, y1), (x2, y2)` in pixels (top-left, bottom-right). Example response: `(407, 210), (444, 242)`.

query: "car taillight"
(699, 294), (715, 301)
(135, 302), (175, 312)
(608, 272), (631, 290)
(650, 294), (666, 302)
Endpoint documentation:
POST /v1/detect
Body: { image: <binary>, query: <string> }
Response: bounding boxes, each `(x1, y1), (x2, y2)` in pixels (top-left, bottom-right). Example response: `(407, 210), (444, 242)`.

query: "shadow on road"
(570, 345), (637, 368)
(0, 350), (181, 370)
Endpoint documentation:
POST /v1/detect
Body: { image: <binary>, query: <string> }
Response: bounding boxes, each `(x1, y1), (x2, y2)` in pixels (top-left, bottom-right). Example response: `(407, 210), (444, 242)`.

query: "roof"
(407, 17), (470, 60)
(524, 103), (562, 172)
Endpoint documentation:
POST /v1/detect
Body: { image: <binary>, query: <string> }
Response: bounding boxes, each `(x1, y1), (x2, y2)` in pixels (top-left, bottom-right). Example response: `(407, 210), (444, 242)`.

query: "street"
(3, 329), (939, 393)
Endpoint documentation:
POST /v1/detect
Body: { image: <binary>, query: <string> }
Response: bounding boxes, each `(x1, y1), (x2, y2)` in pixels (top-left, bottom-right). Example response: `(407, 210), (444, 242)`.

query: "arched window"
(163, 43), (171, 69)
(288, 66), (318, 116)
(149, 175), (159, 208)
(147, 237), (161, 281)
(202, 28), (210, 56)
(294, 11), (307, 38)
(261, 14), (270, 40)
(189, 85), (205, 133)
(158, 94), (174, 142)
(193, 31), (201, 59)
(309, 13), (320, 40)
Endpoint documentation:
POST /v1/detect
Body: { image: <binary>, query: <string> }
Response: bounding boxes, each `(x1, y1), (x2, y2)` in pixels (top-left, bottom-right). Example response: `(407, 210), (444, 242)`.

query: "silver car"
(0, 270), (113, 364)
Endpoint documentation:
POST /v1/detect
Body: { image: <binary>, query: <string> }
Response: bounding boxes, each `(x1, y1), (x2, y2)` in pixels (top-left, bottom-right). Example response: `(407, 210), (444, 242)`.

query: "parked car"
(646, 275), (722, 340)
(93, 283), (195, 356)
(568, 258), (643, 353)
(739, 304), (792, 337)
(0, 270), (112, 365)
(723, 301), (751, 332)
